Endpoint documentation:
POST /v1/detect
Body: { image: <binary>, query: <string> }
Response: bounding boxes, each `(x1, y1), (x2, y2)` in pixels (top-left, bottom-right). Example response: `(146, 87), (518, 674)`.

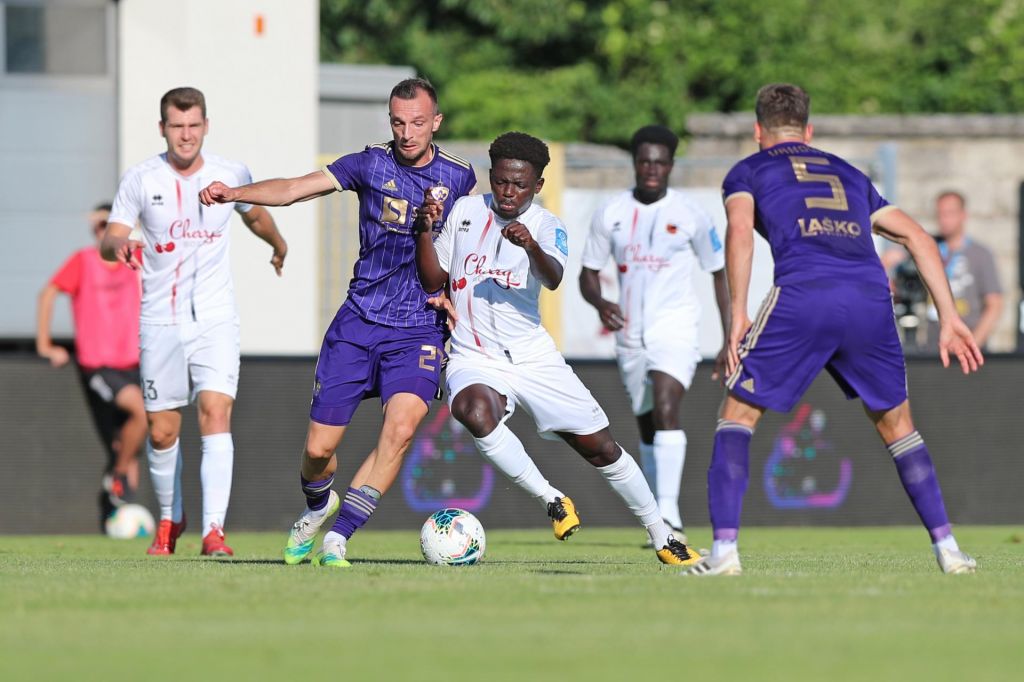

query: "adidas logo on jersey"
(383, 179), (397, 192)
(740, 378), (755, 393)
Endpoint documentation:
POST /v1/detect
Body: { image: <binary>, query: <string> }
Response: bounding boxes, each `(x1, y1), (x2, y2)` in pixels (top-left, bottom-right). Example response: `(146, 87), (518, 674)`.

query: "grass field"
(1, 526), (1021, 682)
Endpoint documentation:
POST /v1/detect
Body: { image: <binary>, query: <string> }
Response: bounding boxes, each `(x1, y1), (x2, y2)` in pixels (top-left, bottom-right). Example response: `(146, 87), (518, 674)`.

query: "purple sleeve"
(460, 165), (478, 198)
(867, 181), (890, 215)
(722, 161), (753, 204)
(323, 152), (365, 192)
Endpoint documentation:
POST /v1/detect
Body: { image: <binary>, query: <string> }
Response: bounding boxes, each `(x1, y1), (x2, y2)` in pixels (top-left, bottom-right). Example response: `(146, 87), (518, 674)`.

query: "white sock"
(596, 447), (663, 537)
(712, 539), (738, 559)
(934, 535), (960, 554)
(147, 439), (179, 521)
(475, 424), (562, 508)
(323, 531), (348, 553)
(638, 441), (656, 490)
(200, 432), (234, 535)
(653, 430), (686, 528)
(171, 446), (183, 524)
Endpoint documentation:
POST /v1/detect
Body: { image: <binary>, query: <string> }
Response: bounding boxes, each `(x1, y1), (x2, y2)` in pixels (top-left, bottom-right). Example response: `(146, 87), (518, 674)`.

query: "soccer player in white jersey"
(101, 87), (287, 557)
(415, 131), (700, 566)
(580, 125), (729, 541)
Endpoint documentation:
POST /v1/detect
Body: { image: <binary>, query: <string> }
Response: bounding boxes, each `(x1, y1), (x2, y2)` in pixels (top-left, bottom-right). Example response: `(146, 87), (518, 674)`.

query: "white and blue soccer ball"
(104, 503), (156, 539)
(420, 508), (486, 566)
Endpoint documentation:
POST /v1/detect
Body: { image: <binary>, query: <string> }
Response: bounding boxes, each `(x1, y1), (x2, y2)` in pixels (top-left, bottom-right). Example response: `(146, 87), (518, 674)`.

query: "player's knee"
(581, 436), (622, 467)
(304, 440), (335, 462)
(651, 402), (680, 430)
(452, 398), (500, 438)
(148, 425), (178, 450)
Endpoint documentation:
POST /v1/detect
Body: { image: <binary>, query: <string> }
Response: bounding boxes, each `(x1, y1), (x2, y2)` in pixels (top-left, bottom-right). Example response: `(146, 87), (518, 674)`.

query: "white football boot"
(936, 547), (977, 574)
(283, 490), (340, 565)
(681, 550), (743, 576)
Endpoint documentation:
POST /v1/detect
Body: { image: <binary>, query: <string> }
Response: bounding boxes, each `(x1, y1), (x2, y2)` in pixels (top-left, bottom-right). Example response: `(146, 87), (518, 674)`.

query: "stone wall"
(685, 114), (1024, 352)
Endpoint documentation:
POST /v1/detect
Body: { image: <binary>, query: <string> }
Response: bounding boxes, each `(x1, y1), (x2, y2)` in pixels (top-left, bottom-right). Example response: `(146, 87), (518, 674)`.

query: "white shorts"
(616, 338), (701, 416)
(446, 351), (609, 441)
(139, 315), (240, 411)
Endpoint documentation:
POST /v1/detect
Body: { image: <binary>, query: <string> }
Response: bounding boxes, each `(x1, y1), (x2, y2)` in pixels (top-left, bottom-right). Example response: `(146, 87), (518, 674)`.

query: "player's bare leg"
(685, 394), (764, 576)
(647, 370), (688, 537)
(451, 385), (572, 539)
(145, 408), (186, 555)
(866, 400), (976, 574)
(105, 384), (146, 503)
(557, 428), (698, 565)
(196, 390), (235, 556)
(316, 393), (430, 567)
(283, 421), (346, 565)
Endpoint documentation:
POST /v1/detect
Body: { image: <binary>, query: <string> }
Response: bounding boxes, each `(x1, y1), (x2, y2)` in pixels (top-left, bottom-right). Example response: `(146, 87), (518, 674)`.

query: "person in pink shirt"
(36, 203), (147, 520)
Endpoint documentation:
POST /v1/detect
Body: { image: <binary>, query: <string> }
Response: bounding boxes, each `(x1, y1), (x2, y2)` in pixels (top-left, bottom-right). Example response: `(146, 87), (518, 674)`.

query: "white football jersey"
(581, 188), (724, 349)
(110, 152), (253, 324)
(435, 195), (569, 362)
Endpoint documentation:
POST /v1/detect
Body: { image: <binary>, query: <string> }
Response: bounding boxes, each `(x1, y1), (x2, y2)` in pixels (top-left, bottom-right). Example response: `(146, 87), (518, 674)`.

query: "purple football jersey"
(722, 142), (891, 288)
(323, 142), (476, 328)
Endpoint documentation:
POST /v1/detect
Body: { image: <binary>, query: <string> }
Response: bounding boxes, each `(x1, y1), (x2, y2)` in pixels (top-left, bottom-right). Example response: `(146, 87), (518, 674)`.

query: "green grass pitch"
(1, 526), (1021, 681)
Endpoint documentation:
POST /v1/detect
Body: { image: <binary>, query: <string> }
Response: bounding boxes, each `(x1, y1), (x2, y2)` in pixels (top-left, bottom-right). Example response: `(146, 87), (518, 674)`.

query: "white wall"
(119, 0), (319, 353)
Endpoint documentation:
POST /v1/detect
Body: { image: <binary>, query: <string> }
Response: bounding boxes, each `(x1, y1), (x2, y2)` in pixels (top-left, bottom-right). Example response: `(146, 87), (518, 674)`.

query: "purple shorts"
(310, 303), (444, 426)
(726, 281), (907, 413)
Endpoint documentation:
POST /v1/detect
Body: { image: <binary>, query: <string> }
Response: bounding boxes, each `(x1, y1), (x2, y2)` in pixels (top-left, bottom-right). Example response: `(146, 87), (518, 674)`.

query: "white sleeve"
(537, 214), (569, 269)
(233, 164), (255, 214)
(690, 203), (725, 272)
(108, 167), (144, 228)
(433, 204), (456, 275)
(579, 202), (612, 271)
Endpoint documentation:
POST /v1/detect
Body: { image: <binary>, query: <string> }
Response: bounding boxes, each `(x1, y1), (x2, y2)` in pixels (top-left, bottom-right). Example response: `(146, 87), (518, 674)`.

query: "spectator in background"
(927, 191), (1003, 351)
(884, 191), (1003, 351)
(36, 203), (147, 523)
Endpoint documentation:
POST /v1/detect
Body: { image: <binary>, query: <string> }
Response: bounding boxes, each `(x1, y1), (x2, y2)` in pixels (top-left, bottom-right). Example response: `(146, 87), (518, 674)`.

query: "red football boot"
(146, 514), (186, 556)
(201, 524), (234, 557)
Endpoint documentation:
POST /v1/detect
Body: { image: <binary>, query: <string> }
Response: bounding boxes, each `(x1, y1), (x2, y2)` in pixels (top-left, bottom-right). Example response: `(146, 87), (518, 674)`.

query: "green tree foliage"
(321, 0), (1024, 145)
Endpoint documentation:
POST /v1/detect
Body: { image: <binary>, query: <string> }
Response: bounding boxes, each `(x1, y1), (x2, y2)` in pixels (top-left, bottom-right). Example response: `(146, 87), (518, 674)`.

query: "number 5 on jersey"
(790, 156), (848, 211)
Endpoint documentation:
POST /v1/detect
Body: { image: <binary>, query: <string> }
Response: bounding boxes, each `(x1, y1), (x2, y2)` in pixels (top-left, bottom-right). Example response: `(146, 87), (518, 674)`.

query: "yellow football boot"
(547, 496), (581, 541)
(656, 536), (702, 566)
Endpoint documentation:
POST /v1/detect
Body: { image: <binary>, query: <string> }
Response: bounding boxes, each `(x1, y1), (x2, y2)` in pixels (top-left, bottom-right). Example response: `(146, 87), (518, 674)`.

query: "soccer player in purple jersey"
(200, 78), (476, 567)
(683, 84), (984, 576)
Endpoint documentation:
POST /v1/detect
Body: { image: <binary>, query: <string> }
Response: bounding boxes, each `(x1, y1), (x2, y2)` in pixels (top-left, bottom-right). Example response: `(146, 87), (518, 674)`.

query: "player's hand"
(501, 221), (536, 250)
(413, 188), (444, 233)
(270, 242), (287, 276)
(115, 239), (144, 270)
(427, 292), (458, 331)
(712, 345), (729, 383)
(199, 181), (238, 206)
(726, 314), (752, 378)
(596, 300), (625, 331)
(41, 345), (70, 368)
(938, 316), (984, 374)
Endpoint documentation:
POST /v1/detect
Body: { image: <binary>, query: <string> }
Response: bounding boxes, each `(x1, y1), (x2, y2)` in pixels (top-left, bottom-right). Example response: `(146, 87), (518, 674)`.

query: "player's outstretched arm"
(36, 283), (70, 368)
(502, 222), (563, 289)
(711, 268), (731, 381)
(199, 170), (335, 208)
(100, 222), (142, 270)
(240, 206), (288, 276)
(724, 195), (755, 377)
(579, 268), (624, 331)
(874, 208), (984, 374)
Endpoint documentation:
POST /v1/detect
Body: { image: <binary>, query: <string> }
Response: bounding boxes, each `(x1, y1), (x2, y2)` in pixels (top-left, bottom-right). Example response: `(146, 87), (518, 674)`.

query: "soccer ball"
(104, 504), (156, 539)
(420, 508), (486, 566)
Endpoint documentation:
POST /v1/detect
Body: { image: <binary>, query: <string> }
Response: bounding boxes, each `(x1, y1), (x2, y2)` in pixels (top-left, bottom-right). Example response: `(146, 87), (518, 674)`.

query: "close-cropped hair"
(489, 132), (551, 176)
(755, 83), (810, 130)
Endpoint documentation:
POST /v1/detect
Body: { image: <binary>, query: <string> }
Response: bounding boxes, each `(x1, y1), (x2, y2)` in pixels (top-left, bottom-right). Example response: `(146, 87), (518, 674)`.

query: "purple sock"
(301, 474), (334, 512)
(329, 486), (379, 539)
(708, 420), (753, 542)
(888, 432), (951, 541)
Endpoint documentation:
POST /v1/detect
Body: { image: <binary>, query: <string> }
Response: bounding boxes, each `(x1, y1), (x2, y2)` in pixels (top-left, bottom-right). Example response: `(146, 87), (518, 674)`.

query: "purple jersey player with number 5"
(200, 78), (476, 567)
(683, 84), (984, 577)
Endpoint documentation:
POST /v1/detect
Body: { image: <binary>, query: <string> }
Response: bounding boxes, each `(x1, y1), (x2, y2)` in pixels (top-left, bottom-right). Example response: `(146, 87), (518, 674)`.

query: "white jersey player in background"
(101, 87), (287, 557)
(415, 131), (701, 566)
(580, 125), (729, 541)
